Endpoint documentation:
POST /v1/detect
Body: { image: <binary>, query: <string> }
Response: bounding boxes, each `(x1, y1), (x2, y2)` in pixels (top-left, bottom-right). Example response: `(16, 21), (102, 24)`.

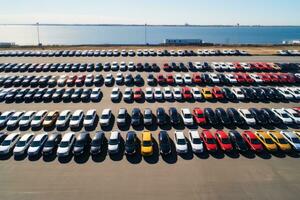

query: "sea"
(0, 25), (299, 45)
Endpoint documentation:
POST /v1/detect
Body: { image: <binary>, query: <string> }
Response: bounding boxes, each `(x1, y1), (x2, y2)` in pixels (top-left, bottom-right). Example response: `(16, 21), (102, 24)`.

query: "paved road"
(0, 55), (300, 200)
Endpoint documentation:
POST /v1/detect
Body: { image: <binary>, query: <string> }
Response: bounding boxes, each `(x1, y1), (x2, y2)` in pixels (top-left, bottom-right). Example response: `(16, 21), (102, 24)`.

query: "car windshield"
(91, 139), (101, 146)
(45, 116), (53, 121)
(44, 141), (54, 147)
(251, 139), (260, 144)
(1, 140), (11, 146)
(184, 114), (192, 118)
(142, 141), (152, 147)
(192, 138), (202, 144)
(101, 114), (109, 119)
(75, 140), (85, 147)
(278, 138), (288, 144)
(118, 114), (125, 119)
(0, 116), (6, 120)
(197, 114), (204, 118)
(22, 116), (30, 120)
(194, 91), (200, 94)
(33, 116), (42, 120)
(71, 116), (80, 121)
(126, 139), (135, 145)
(292, 137), (300, 143)
(58, 116), (66, 120)
(30, 141), (41, 147)
(59, 141), (69, 148)
(92, 91), (99, 94)
(85, 115), (94, 120)
(144, 114), (152, 119)
(282, 114), (289, 118)
(177, 139), (186, 145)
(206, 138), (216, 144)
(265, 138), (274, 144)
(221, 138), (231, 144)
(16, 141), (26, 147)
(10, 116), (19, 120)
(109, 139), (119, 145)
(245, 114), (253, 118)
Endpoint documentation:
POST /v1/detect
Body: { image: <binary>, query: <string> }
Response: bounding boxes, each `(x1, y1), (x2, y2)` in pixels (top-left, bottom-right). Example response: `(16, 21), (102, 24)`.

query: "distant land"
(0, 23), (300, 27)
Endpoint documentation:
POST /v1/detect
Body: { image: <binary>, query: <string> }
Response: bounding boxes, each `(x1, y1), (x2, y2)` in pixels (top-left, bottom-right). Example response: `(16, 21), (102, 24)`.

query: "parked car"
(158, 131), (171, 155)
(27, 133), (48, 157)
(42, 133), (62, 156)
(57, 132), (76, 157)
(90, 131), (105, 155)
(174, 131), (188, 154)
(108, 131), (121, 154)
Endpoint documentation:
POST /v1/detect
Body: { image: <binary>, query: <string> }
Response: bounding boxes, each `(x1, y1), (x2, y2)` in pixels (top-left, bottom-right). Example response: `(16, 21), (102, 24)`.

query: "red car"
(66, 75), (77, 86)
(269, 73), (280, 83)
(286, 73), (296, 84)
(193, 108), (206, 124)
(243, 73), (254, 83)
(263, 63), (274, 71)
(293, 107), (300, 113)
(212, 87), (224, 99)
(214, 130), (233, 151)
(277, 73), (289, 83)
(235, 73), (246, 84)
(192, 73), (202, 84)
(242, 131), (264, 152)
(163, 63), (171, 71)
(157, 74), (166, 84)
(75, 75), (86, 86)
(166, 74), (174, 84)
(182, 87), (193, 100)
(133, 88), (143, 100)
(258, 73), (271, 83)
(233, 62), (244, 71)
(201, 130), (218, 152)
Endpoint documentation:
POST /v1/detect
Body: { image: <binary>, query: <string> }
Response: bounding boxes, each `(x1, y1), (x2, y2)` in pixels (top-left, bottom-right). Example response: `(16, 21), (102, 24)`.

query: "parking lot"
(0, 54), (300, 200)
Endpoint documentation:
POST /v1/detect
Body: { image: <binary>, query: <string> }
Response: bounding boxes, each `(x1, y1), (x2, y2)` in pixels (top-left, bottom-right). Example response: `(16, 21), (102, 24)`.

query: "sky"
(0, 0), (299, 25)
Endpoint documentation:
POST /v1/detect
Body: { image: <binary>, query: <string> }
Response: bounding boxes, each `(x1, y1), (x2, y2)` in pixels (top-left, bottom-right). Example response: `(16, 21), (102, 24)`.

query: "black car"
(157, 108), (167, 125)
(241, 88), (256, 101)
(52, 88), (65, 101)
(131, 108), (141, 126)
(249, 108), (268, 125)
(42, 133), (62, 156)
(261, 108), (283, 125)
(90, 131), (105, 155)
(15, 89), (30, 101)
(95, 63), (103, 72)
(0, 132), (8, 144)
(169, 107), (180, 124)
(33, 89), (47, 101)
(252, 88), (266, 101)
(143, 63), (151, 71)
(151, 63), (160, 72)
(218, 74), (230, 85)
(73, 132), (91, 156)
(79, 63), (87, 72)
(227, 108), (245, 125)
(201, 74), (212, 84)
(13, 76), (25, 87)
(204, 108), (219, 125)
(80, 89), (91, 101)
(42, 89), (56, 101)
(125, 131), (137, 155)
(24, 89), (38, 102)
(125, 74), (133, 85)
(5, 89), (20, 102)
(262, 87), (276, 100)
(228, 130), (248, 151)
(87, 63), (95, 72)
(62, 88), (75, 101)
(134, 74), (143, 85)
(222, 87), (236, 101)
(147, 74), (156, 85)
(158, 131), (171, 155)
(94, 75), (103, 86)
(215, 108), (231, 125)
(271, 88), (285, 101)
(71, 88), (83, 101)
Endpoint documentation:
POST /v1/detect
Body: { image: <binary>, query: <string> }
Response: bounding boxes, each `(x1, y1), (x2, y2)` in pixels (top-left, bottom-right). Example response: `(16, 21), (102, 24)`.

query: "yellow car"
(42, 111), (59, 128)
(267, 131), (291, 152)
(267, 63), (281, 71)
(141, 131), (153, 156)
(255, 131), (278, 152)
(201, 88), (213, 99)
(294, 131), (300, 138)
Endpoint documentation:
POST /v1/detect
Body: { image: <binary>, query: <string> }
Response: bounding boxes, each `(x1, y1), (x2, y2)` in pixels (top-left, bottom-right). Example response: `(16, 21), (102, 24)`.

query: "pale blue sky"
(0, 0), (299, 25)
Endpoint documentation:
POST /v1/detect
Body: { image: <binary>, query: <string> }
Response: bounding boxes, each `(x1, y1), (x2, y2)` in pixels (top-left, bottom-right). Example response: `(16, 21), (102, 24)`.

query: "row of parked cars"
(0, 128), (299, 159)
(0, 107), (299, 131)
(111, 86), (300, 102)
(0, 88), (101, 103)
(278, 50), (300, 56)
(0, 49), (249, 57)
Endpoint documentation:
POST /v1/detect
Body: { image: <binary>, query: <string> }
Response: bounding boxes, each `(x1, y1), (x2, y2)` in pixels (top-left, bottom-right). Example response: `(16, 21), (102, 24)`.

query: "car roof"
(175, 131), (185, 139)
(189, 130), (200, 138)
(33, 133), (47, 141)
(93, 131), (104, 140)
(62, 132), (75, 141)
(182, 108), (190, 113)
(47, 133), (61, 141)
(73, 110), (83, 116)
(102, 109), (111, 114)
(126, 131), (136, 140)
(282, 131), (297, 138)
(60, 110), (71, 115)
(142, 131), (151, 140)
(110, 131), (119, 139)
(1, 111), (14, 116)
(76, 132), (89, 140)
(35, 110), (48, 116)
(86, 109), (96, 115)
(5, 132), (20, 140)
(19, 133), (34, 141)
(23, 111), (36, 116)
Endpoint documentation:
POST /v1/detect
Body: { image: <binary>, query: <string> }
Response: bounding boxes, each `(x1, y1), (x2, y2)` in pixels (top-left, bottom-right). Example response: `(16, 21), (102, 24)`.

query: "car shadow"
(58, 154), (73, 164)
(14, 154), (28, 161)
(161, 138), (178, 164)
(74, 148), (90, 164)
(43, 153), (57, 162)
(126, 138), (142, 164)
(240, 150), (256, 159)
(256, 151), (272, 159)
(210, 150), (225, 159)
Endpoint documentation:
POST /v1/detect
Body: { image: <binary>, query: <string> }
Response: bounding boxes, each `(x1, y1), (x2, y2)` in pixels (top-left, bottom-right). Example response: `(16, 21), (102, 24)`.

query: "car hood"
(73, 146), (84, 152)
(191, 143), (203, 150)
(0, 146), (9, 152)
(177, 144), (188, 151)
(100, 119), (109, 124)
(14, 146), (26, 153)
(108, 144), (118, 151)
(28, 146), (39, 153)
(43, 147), (54, 152)
(57, 147), (69, 154)
(142, 146), (153, 153)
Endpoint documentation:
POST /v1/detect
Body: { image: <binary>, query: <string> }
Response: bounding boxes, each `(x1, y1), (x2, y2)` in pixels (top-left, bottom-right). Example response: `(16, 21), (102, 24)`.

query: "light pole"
(36, 22), (40, 46)
(144, 23), (147, 45)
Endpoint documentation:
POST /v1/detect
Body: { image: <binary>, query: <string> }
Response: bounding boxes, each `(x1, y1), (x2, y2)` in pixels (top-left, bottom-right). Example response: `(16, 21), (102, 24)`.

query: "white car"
(85, 74), (94, 86)
(27, 133), (48, 156)
(224, 74), (237, 84)
(108, 131), (120, 154)
(19, 111), (36, 127)
(272, 108), (293, 124)
(238, 109), (256, 125)
(69, 110), (84, 128)
(145, 87), (153, 100)
(120, 62), (127, 71)
(184, 74), (192, 85)
(100, 109), (112, 127)
(56, 110), (71, 128)
(13, 133), (35, 156)
(287, 88), (300, 99)
(284, 108), (300, 124)
(128, 62), (135, 71)
(249, 74), (263, 83)
(154, 87), (163, 100)
(123, 88), (133, 101)
(57, 132), (76, 157)
(163, 87), (173, 100)
(194, 62), (203, 70)
(173, 87), (182, 100)
(240, 63), (251, 71)
(188, 130), (204, 153)
(0, 111), (14, 127)
(90, 88), (101, 101)
(276, 88), (294, 100)
(111, 61), (119, 71)
(175, 74), (183, 85)
(280, 131), (300, 152)
(191, 87), (202, 100)
(220, 62), (229, 71)
(104, 74), (113, 85)
(0, 133), (20, 155)
(174, 131), (188, 154)
(57, 75), (68, 86)
(211, 62), (221, 71)
(111, 87), (120, 101)
(208, 73), (220, 83)
(83, 109), (97, 127)
(31, 110), (48, 128)
(181, 108), (194, 126)
(115, 73), (123, 84)
(7, 111), (24, 128)
(226, 62), (236, 71)
(231, 87), (245, 100)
